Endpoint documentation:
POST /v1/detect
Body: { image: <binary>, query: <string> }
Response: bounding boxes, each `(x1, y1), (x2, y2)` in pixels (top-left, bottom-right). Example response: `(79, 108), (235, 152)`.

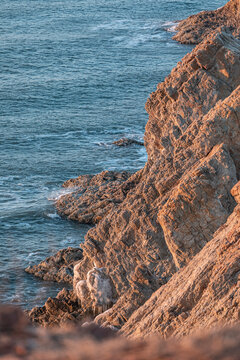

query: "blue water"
(0, 0), (226, 308)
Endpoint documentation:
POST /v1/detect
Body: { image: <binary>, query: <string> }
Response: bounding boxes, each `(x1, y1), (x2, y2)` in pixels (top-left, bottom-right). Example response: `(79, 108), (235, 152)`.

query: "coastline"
(22, 0), (240, 335)
(1, 2), (238, 357)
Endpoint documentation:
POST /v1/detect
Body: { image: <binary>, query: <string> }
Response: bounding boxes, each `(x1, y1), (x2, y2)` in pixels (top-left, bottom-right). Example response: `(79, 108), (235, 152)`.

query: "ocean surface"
(0, 0), (226, 309)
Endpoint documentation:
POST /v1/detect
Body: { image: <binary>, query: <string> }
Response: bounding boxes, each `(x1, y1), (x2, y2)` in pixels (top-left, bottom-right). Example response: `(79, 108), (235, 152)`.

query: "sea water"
(0, 0), (226, 308)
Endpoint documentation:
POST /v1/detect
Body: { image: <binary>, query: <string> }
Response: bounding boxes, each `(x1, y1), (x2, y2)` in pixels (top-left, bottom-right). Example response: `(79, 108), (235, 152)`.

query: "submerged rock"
(112, 138), (144, 146)
(25, 247), (83, 284)
(173, 0), (240, 44)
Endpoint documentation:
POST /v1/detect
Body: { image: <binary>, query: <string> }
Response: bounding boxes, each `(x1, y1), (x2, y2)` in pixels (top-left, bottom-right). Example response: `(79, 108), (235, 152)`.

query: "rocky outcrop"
(27, 288), (85, 327)
(25, 247), (83, 284)
(1, 305), (240, 360)
(55, 171), (135, 224)
(121, 181), (240, 338)
(173, 0), (240, 44)
(70, 30), (240, 327)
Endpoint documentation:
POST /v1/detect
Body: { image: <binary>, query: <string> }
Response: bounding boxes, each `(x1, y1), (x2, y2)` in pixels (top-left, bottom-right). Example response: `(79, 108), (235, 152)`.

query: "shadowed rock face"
(1, 305), (240, 360)
(173, 0), (240, 44)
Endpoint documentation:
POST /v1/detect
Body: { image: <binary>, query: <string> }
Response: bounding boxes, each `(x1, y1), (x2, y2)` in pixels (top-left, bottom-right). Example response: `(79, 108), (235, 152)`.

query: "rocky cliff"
(173, 0), (240, 44)
(44, 29), (240, 331)
(121, 182), (240, 338)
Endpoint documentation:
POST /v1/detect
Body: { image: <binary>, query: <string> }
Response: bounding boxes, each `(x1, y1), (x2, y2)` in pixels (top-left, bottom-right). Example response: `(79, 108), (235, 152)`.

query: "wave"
(162, 21), (179, 33)
(48, 188), (77, 201)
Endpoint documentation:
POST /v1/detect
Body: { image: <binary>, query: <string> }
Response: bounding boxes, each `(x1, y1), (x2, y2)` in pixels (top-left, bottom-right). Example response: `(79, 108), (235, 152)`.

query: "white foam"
(46, 212), (61, 219)
(163, 21), (179, 33)
(48, 187), (77, 201)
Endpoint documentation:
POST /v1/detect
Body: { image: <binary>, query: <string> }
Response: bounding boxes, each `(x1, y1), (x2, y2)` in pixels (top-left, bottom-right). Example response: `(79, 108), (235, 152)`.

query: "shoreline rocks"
(173, 0), (240, 44)
(55, 171), (135, 224)
(25, 247), (83, 284)
(27, 288), (85, 327)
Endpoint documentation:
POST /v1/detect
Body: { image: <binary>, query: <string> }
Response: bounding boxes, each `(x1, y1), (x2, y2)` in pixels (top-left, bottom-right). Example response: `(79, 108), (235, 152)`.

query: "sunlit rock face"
(65, 30), (240, 329)
(122, 180), (240, 338)
(173, 0), (240, 44)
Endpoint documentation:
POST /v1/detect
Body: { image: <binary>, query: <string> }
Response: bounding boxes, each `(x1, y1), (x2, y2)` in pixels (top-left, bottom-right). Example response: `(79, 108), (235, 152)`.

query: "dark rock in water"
(55, 170), (136, 224)
(173, 0), (240, 44)
(25, 247), (83, 284)
(112, 138), (144, 146)
(27, 288), (85, 327)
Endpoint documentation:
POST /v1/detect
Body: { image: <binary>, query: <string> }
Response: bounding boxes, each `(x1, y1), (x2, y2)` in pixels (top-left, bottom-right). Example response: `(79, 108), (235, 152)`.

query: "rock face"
(173, 0), (240, 44)
(71, 30), (240, 328)
(1, 305), (240, 360)
(55, 171), (134, 224)
(121, 182), (240, 338)
(25, 247), (83, 284)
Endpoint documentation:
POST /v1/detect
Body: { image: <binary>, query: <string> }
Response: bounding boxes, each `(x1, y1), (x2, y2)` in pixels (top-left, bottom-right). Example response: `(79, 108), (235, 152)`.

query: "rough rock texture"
(173, 0), (240, 44)
(112, 138), (144, 146)
(27, 288), (86, 327)
(71, 30), (240, 328)
(25, 247), (83, 284)
(55, 171), (134, 224)
(1, 306), (240, 360)
(121, 182), (240, 338)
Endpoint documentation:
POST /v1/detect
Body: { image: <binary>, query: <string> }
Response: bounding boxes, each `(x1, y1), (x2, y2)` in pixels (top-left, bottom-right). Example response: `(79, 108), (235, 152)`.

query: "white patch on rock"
(73, 263), (113, 315)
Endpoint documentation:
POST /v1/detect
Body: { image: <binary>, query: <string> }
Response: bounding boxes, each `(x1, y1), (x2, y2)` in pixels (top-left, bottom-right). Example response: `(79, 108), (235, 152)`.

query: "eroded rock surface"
(71, 30), (240, 328)
(1, 305), (240, 360)
(173, 0), (240, 44)
(25, 247), (83, 284)
(121, 182), (240, 338)
(27, 288), (85, 327)
(55, 171), (135, 224)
